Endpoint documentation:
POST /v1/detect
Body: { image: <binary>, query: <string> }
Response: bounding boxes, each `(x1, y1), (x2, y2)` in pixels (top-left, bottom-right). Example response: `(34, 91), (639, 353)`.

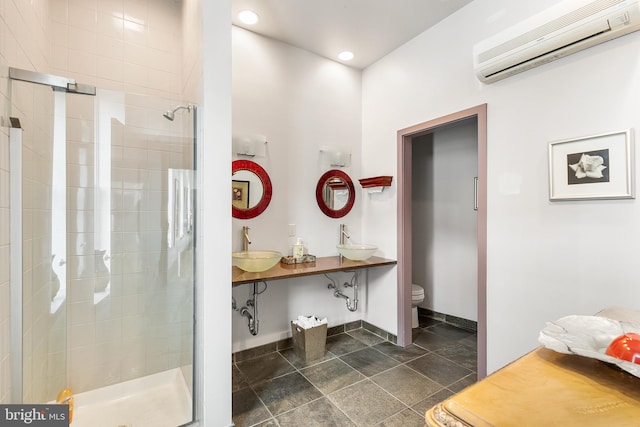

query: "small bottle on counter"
(293, 238), (304, 259)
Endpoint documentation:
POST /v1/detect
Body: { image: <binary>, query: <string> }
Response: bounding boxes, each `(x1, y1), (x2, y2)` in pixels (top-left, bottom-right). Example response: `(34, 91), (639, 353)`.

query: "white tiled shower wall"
(49, 0), (183, 99)
(0, 0), (51, 405)
(1, 0), (195, 403)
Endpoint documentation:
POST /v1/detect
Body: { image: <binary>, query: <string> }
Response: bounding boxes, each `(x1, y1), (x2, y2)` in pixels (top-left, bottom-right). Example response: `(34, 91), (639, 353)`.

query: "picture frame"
(232, 180), (250, 209)
(549, 129), (634, 201)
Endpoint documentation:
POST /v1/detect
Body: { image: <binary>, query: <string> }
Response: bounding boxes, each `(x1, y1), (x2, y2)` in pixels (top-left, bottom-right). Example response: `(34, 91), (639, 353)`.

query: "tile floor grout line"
(370, 363), (443, 404)
(235, 351), (301, 426)
(326, 377), (404, 427)
(431, 354), (476, 373)
(294, 357), (358, 395)
(364, 377), (414, 426)
(265, 395), (328, 422)
(303, 394), (361, 427)
(246, 381), (278, 426)
(407, 361), (474, 390)
(324, 375), (370, 399)
(418, 350), (475, 377)
(238, 351), (299, 388)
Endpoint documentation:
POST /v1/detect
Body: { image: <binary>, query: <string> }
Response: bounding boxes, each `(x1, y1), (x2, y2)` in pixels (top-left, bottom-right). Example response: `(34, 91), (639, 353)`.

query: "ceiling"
(231, 0), (474, 70)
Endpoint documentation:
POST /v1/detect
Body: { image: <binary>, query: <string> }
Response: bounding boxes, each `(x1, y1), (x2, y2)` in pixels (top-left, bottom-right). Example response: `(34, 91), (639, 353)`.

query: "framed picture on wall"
(548, 129), (634, 201)
(232, 180), (250, 209)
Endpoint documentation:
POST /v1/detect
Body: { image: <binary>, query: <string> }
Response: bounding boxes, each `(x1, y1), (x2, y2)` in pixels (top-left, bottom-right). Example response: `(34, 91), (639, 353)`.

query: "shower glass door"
(9, 78), (67, 404)
(10, 71), (195, 427)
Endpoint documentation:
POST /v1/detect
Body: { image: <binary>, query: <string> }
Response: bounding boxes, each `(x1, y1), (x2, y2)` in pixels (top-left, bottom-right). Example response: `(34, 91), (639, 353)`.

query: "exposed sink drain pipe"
(326, 271), (358, 312)
(233, 280), (267, 335)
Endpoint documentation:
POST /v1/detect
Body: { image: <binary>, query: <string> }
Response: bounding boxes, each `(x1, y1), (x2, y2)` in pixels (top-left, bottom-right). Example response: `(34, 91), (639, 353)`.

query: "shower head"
(163, 104), (193, 121)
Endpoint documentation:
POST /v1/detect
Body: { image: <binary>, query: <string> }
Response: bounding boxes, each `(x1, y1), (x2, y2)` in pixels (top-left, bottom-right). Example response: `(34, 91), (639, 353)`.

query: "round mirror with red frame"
(315, 170), (355, 218)
(232, 160), (273, 219)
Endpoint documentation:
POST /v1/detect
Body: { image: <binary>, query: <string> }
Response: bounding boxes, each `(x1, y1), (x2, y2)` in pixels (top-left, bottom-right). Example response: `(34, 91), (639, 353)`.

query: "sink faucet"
(339, 224), (350, 245)
(339, 224), (350, 262)
(242, 226), (251, 251)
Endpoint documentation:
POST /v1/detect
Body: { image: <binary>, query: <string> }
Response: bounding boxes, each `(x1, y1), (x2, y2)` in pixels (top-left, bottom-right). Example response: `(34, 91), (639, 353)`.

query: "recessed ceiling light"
(238, 10), (259, 25)
(338, 51), (354, 61)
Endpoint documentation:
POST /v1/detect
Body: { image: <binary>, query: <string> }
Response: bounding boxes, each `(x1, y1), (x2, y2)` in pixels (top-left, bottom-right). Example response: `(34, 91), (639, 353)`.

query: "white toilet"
(411, 284), (425, 328)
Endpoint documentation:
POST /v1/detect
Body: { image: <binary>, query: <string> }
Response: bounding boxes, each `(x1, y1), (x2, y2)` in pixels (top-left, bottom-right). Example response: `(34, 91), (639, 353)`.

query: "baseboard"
(419, 308), (477, 332)
(233, 320), (396, 362)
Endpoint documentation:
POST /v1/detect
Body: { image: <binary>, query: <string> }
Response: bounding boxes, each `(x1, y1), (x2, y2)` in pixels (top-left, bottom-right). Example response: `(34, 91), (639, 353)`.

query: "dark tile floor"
(232, 316), (477, 427)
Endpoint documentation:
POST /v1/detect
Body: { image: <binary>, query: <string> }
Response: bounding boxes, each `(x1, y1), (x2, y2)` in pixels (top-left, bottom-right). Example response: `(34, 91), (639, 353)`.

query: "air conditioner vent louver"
(482, 31), (607, 80)
(474, 0), (640, 83)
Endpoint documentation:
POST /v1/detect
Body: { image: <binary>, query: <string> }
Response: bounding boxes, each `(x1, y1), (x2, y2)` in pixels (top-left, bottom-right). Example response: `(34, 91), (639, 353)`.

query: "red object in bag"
(606, 332), (640, 365)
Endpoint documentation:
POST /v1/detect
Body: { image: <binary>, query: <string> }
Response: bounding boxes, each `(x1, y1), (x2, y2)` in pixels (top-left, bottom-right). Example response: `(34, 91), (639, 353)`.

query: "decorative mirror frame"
(315, 169), (355, 218)
(232, 159), (273, 219)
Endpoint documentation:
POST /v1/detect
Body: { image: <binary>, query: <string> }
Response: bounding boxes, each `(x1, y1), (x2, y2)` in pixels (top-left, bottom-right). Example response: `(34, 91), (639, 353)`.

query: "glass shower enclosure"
(8, 68), (196, 427)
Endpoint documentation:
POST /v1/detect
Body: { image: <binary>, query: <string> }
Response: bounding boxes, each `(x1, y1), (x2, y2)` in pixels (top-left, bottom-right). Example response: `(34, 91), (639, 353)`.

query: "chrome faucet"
(339, 224), (350, 245)
(339, 224), (351, 262)
(242, 226), (251, 251)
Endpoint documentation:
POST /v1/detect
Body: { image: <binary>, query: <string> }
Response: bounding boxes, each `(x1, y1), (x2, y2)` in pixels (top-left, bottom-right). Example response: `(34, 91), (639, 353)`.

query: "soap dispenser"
(293, 238), (304, 259)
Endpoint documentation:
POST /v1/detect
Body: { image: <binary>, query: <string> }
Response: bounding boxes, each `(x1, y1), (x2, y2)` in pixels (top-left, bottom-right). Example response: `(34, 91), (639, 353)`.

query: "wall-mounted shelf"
(232, 256), (396, 285)
(359, 176), (393, 193)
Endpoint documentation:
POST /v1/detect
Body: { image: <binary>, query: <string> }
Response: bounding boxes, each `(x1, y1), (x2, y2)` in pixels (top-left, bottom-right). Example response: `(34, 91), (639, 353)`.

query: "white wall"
(363, 0), (640, 373)
(231, 26), (366, 351)
(412, 120), (478, 322)
(201, 0), (233, 424)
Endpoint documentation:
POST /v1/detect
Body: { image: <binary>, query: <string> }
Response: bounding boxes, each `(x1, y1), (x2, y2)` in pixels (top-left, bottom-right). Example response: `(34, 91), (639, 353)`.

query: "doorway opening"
(397, 104), (487, 379)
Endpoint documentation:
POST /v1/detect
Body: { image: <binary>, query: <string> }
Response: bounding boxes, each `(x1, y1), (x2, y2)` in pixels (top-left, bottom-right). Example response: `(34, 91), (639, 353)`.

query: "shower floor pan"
(70, 368), (192, 427)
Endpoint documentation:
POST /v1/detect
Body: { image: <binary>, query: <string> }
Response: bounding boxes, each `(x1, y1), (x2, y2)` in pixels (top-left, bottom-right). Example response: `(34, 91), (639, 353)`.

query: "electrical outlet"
(288, 224), (296, 236)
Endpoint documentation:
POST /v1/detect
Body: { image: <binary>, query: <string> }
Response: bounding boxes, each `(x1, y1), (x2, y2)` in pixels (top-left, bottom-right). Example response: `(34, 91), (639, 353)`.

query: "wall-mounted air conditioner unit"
(473, 0), (640, 83)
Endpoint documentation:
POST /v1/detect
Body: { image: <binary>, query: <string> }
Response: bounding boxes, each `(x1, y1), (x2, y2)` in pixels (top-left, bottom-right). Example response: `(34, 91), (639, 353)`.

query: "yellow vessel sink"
(337, 244), (378, 261)
(232, 250), (282, 272)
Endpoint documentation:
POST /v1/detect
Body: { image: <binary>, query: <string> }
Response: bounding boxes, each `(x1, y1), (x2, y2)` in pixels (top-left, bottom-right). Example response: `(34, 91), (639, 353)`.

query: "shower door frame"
(9, 120), (23, 403)
(9, 67), (97, 404)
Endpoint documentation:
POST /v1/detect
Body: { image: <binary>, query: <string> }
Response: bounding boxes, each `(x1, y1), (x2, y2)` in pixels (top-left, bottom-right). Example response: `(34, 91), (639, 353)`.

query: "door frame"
(396, 104), (487, 379)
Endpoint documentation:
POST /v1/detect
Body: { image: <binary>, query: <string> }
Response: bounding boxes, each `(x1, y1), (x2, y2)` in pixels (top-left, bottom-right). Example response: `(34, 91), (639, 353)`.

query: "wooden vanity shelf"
(232, 255), (396, 285)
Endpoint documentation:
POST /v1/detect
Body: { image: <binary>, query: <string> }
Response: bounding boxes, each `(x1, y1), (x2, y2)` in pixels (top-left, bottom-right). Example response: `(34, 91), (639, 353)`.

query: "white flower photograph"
(549, 130), (634, 201)
(567, 149), (609, 185)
